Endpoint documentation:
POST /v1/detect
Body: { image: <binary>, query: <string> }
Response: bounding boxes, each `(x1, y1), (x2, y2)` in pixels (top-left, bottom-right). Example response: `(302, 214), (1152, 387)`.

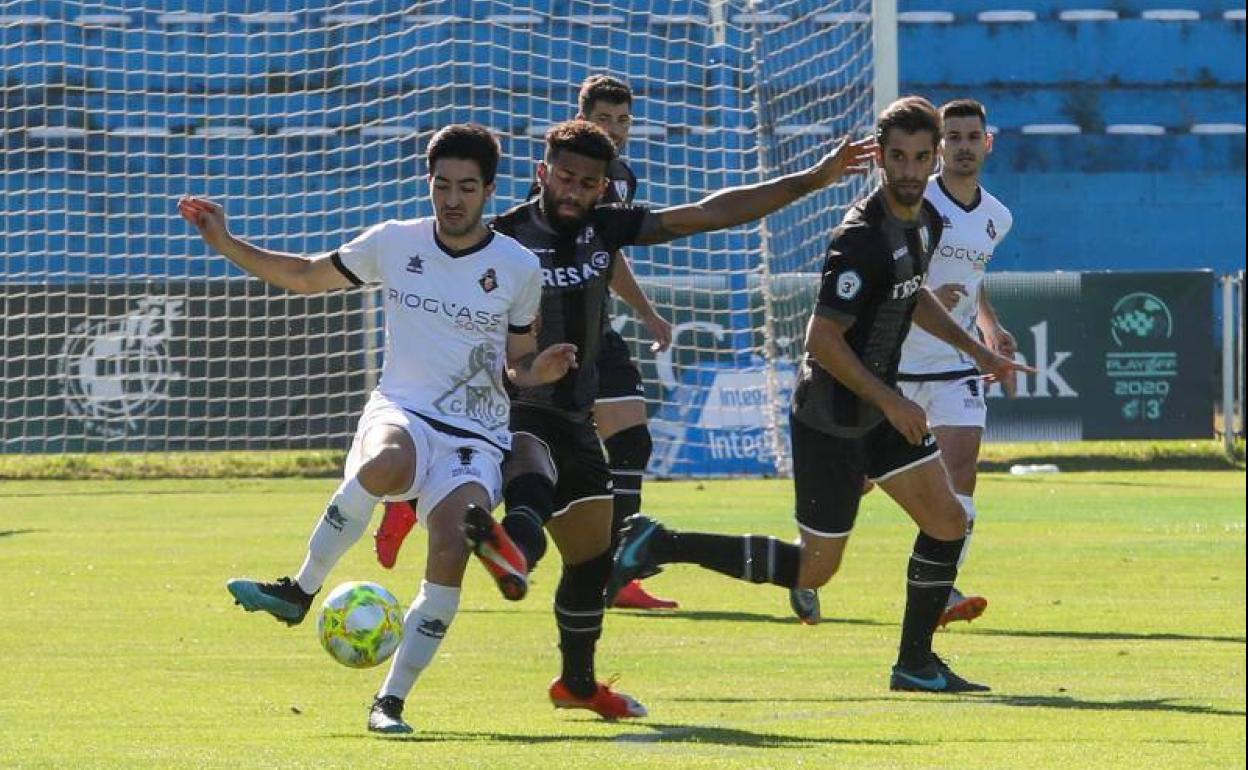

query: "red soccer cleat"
(610, 580), (678, 610)
(374, 500), (418, 569)
(464, 504), (528, 601)
(939, 589), (988, 628)
(548, 677), (647, 720)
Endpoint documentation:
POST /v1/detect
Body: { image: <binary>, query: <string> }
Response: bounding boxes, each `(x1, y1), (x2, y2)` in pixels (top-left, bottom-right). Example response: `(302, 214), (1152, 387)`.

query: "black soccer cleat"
(226, 576), (316, 627)
(368, 695), (414, 735)
(606, 514), (667, 607)
(890, 654), (991, 694)
(789, 587), (821, 625)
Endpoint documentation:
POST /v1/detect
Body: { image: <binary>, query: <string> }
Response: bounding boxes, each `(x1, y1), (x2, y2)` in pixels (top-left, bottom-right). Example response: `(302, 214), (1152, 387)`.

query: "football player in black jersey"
(490, 120), (875, 718)
(574, 75), (680, 611)
(606, 97), (1033, 695)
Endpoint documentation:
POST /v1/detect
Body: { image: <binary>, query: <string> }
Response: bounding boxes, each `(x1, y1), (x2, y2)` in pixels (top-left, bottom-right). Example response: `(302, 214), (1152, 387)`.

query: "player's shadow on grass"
(0, 528), (42, 539)
(611, 609), (892, 627)
(338, 723), (921, 748)
(978, 694), (1245, 718)
(966, 627), (1245, 645)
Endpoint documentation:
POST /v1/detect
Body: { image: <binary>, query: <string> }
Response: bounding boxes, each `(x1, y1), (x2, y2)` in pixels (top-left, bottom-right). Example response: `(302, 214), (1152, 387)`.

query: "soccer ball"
(317, 581), (404, 669)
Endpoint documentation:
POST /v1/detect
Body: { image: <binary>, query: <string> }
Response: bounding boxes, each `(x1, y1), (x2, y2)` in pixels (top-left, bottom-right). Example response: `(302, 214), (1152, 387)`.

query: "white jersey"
(333, 217), (542, 449)
(898, 175), (1013, 378)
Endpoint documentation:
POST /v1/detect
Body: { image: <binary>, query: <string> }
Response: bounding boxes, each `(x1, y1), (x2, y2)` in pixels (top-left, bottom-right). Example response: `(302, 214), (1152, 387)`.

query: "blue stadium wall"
(899, 4), (1246, 274)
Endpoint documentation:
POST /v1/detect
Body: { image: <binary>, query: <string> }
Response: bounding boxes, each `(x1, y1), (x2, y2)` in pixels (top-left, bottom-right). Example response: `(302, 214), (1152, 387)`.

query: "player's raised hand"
(805, 135), (877, 189)
(178, 196), (233, 253)
(882, 394), (929, 446)
(641, 311), (673, 352)
(531, 342), (579, 384)
(932, 284), (968, 311)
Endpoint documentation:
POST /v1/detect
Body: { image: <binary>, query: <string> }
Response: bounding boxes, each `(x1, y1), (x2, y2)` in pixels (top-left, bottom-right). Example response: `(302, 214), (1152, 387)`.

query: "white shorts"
(344, 392), (505, 526)
(899, 376), (987, 430)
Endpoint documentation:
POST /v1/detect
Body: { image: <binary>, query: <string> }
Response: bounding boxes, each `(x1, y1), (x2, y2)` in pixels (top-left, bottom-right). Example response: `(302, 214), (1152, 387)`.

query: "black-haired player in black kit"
(373, 76), (678, 610)
(606, 97), (1034, 694)
(490, 119), (875, 718)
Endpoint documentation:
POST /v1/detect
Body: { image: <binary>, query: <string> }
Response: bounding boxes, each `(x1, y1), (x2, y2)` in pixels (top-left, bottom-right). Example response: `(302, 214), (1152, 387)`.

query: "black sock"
(555, 549), (612, 699)
(656, 531), (800, 588)
(604, 425), (650, 534)
(502, 473), (554, 568)
(898, 532), (964, 669)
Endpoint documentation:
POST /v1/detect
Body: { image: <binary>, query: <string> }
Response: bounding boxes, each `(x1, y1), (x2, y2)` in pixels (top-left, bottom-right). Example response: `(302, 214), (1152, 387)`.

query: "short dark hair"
(940, 99), (988, 129)
(426, 123), (500, 185)
(875, 96), (942, 148)
(545, 120), (617, 165)
(578, 75), (633, 117)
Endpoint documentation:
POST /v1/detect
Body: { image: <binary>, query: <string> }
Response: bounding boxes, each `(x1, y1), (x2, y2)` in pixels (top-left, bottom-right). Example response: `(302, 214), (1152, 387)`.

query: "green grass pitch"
(1, 471), (1243, 769)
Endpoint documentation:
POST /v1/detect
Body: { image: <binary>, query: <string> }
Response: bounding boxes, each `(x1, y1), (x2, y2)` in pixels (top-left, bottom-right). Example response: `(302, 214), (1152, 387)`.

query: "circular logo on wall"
(1109, 292), (1173, 348)
(57, 297), (184, 438)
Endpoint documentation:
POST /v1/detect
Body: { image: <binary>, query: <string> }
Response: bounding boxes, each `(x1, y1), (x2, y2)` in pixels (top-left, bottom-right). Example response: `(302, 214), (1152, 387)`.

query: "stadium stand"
(0, 3), (1243, 276)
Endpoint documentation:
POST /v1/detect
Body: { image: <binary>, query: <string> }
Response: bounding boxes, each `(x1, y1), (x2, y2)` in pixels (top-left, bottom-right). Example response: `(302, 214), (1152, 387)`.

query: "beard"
(437, 210), (479, 237)
(541, 189), (590, 234)
(886, 179), (926, 207)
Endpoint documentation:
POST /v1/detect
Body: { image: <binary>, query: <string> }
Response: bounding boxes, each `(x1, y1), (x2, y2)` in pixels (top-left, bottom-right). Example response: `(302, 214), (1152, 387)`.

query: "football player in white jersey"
(178, 124), (577, 735)
(897, 98), (1015, 626)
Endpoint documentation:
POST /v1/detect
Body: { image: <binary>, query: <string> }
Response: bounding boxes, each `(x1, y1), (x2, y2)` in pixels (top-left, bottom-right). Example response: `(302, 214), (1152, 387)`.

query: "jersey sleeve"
(331, 220), (390, 286)
(592, 204), (651, 250)
(814, 229), (881, 326)
(509, 260), (543, 333)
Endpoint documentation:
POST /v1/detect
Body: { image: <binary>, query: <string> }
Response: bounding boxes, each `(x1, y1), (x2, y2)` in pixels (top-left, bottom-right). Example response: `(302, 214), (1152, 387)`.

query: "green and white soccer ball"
(317, 581), (404, 669)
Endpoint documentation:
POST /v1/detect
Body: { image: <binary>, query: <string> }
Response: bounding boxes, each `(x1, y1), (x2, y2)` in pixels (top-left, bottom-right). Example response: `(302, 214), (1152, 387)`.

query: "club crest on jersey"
(406, 254), (425, 274)
(986, 218), (997, 239)
(591, 251), (611, 270)
(478, 268), (498, 293)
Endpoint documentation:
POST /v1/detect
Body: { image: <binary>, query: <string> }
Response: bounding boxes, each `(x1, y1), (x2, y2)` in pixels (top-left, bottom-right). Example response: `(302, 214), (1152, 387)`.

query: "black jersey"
(791, 187), (944, 438)
(491, 199), (650, 417)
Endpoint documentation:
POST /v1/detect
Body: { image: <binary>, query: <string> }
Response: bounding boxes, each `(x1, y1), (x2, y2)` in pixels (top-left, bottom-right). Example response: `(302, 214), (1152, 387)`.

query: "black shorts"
(594, 329), (644, 402)
(790, 413), (941, 537)
(510, 405), (613, 515)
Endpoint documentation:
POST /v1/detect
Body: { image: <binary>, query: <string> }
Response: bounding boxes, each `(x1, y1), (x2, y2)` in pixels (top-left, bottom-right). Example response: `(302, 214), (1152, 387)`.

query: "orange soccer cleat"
(374, 500), (418, 569)
(939, 588), (988, 628)
(610, 580), (678, 610)
(548, 677), (647, 720)
(463, 504), (529, 601)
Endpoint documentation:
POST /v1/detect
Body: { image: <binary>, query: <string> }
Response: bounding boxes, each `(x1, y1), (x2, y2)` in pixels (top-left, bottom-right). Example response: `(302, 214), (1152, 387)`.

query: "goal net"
(0, 0), (880, 475)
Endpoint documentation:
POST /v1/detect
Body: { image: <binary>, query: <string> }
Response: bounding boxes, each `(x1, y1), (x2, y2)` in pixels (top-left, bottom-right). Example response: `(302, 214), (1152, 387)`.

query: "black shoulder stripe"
(330, 251), (363, 286)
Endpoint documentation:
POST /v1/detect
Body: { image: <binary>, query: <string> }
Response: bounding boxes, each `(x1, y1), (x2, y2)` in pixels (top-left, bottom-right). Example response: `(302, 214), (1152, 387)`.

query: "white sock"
(293, 476), (380, 594)
(956, 494), (977, 570)
(379, 581), (461, 700)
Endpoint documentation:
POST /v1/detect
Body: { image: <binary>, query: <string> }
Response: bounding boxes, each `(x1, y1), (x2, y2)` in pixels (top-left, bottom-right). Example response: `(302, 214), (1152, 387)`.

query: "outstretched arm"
(633, 136), (876, 246)
(913, 288), (1034, 385)
(178, 197), (353, 294)
(609, 252), (672, 351)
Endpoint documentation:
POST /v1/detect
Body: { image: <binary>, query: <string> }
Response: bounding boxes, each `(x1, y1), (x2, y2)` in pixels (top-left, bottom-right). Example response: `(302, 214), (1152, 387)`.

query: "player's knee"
(358, 443), (415, 496)
(927, 497), (967, 540)
(604, 424), (651, 471)
(797, 546), (843, 588)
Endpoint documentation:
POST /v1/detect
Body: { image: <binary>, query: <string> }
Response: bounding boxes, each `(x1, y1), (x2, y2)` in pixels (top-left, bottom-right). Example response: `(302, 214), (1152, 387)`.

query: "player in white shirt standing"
(178, 124), (576, 735)
(896, 98), (1016, 627)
